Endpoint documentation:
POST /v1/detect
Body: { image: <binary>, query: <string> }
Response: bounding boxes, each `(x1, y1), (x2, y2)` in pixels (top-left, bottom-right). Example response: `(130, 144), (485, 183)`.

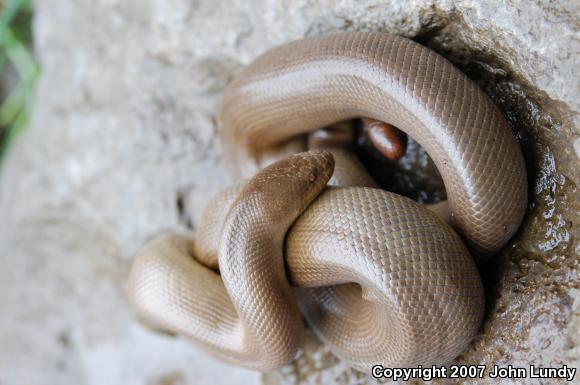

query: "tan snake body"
(128, 32), (527, 372)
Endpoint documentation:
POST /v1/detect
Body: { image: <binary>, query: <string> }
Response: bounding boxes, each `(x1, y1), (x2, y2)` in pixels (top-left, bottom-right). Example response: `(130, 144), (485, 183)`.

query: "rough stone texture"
(0, 1), (577, 385)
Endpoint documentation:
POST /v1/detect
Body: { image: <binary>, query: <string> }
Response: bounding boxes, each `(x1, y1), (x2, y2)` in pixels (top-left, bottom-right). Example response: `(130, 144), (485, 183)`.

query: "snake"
(127, 32), (527, 372)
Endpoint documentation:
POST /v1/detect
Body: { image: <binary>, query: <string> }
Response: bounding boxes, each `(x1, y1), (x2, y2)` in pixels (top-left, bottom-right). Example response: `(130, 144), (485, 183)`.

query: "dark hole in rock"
(175, 190), (194, 230)
(353, 119), (447, 205)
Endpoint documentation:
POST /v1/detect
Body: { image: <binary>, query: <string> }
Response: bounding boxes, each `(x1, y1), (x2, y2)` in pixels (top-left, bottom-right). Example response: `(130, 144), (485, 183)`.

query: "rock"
(0, 1), (577, 385)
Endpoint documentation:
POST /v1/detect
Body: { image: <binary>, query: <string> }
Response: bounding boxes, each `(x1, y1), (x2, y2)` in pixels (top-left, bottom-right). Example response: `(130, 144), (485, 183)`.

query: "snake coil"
(128, 32), (527, 372)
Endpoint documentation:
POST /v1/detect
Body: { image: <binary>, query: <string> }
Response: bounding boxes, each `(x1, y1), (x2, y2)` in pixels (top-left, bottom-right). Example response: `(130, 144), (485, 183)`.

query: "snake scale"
(128, 32), (527, 372)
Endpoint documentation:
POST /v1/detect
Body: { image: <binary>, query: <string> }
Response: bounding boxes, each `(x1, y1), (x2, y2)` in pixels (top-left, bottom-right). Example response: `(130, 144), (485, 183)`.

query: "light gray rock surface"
(0, 1), (577, 385)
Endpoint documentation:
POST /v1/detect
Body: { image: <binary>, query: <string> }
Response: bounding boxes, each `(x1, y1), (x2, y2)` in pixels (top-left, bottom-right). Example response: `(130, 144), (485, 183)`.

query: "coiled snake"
(128, 32), (527, 372)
